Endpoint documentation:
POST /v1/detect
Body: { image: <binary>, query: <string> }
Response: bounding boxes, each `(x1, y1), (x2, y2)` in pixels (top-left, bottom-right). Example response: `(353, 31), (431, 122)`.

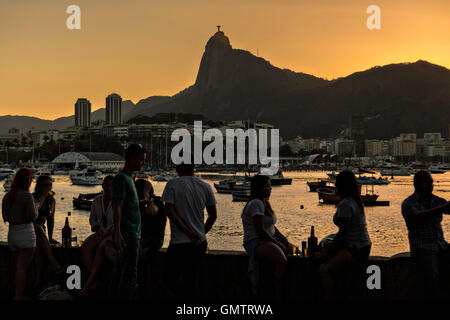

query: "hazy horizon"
(1, 0), (449, 120)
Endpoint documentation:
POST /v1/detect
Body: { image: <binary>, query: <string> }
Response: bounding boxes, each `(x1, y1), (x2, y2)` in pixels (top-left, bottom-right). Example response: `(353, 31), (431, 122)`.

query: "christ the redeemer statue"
(217, 25), (221, 32)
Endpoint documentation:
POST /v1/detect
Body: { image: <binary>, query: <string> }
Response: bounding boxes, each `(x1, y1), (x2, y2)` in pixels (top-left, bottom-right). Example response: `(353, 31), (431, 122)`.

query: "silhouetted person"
(317, 171), (371, 300)
(161, 161), (217, 299)
(401, 170), (450, 299)
(32, 175), (63, 290)
(109, 144), (147, 299)
(79, 175), (114, 296)
(2, 168), (45, 299)
(135, 179), (166, 258)
(241, 174), (294, 300)
(81, 175), (114, 271)
(33, 176), (58, 244)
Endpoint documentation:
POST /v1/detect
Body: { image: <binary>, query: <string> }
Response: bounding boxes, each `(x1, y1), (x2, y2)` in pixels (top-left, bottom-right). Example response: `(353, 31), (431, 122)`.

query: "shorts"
(8, 223), (36, 251)
(243, 237), (265, 256)
(347, 243), (371, 262)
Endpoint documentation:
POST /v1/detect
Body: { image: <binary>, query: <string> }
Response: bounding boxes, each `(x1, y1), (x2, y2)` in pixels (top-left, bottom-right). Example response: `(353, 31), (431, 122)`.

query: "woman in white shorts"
(2, 168), (48, 300)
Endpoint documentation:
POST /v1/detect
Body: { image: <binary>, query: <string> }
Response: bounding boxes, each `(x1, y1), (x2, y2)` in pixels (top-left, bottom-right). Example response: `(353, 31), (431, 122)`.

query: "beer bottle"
(71, 228), (78, 247)
(62, 212), (72, 248)
(301, 241), (307, 257)
(307, 226), (318, 257)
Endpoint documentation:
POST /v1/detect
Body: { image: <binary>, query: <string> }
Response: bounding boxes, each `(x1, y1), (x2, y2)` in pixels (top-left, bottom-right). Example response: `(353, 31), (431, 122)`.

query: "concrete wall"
(0, 243), (449, 300)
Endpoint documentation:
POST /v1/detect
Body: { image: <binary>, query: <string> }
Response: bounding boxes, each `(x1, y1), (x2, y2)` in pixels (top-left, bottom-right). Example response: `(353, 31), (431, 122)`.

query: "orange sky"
(1, 0), (449, 119)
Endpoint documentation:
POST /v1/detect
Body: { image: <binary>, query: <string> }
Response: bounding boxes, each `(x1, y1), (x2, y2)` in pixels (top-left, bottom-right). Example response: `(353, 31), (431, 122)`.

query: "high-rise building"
(74, 98), (91, 127)
(349, 114), (365, 156)
(106, 93), (122, 125)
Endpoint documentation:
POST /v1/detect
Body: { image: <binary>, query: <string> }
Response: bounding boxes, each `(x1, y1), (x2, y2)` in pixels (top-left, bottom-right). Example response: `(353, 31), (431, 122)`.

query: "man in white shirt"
(161, 162), (217, 298)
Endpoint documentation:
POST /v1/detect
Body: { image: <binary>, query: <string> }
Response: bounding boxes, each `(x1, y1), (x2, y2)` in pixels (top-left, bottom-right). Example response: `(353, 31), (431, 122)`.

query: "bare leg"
(34, 224), (61, 272)
(14, 248), (35, 300)
(255, 242), (288, 300)
(318, 249), (356, 300)
(80, 233), (101, 272)
(80, 236), (114, 295)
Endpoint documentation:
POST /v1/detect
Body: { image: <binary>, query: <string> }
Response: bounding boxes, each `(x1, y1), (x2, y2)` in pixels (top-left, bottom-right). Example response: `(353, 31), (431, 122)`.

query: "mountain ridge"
(2, 31), (450, 139)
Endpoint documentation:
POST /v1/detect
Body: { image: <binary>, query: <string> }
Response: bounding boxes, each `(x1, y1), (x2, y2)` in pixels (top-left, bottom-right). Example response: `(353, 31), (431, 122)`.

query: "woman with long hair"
(1, 168), (47, 299)
(241, 174), (295, 300)
(32, 175), (63, 290)
(135, 179), (166, 258)
(317, 170), (372, 299)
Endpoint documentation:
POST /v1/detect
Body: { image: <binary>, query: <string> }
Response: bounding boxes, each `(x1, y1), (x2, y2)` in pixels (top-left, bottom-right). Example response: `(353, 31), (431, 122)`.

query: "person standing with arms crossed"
(161, 160), (217, 298)
(109, 144), (147, 299)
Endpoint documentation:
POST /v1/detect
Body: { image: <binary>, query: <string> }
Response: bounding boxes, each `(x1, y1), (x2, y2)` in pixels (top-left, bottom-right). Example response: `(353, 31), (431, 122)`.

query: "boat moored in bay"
(70, 168), (103, 186)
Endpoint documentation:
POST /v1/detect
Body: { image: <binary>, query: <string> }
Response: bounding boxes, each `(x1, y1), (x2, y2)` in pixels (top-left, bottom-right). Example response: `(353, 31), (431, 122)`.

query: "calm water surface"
(1, 171), (449, 257)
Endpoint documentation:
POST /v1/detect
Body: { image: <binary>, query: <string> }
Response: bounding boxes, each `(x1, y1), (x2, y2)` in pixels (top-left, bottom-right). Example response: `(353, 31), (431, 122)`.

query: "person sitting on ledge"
(32, 175), (63, 291)
(317, 170), (371, 300)
(401, 170), (450, 299)
(79, 175), (115, 296)
(135, 179), (166, 259)
(241, 174), (294, 300)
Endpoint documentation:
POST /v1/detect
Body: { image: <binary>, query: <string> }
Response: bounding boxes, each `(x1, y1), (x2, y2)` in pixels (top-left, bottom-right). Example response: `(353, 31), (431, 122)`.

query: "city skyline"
(1, 0), (450, 120)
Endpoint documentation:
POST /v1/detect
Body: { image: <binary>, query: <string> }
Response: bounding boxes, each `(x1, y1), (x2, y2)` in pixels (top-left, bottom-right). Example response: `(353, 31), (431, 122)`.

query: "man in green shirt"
(109, 144), (147, 299)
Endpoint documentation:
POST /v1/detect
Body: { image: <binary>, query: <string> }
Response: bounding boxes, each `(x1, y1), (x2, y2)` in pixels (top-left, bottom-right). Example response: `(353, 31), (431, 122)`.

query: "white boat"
(70, 168), (103, 186)
(151, 171), (178, 182)
(34, 168), (54, 181)
(380, 169), (411, 176)
(245, 169), (292, 185)
(0, 168), (15, 181)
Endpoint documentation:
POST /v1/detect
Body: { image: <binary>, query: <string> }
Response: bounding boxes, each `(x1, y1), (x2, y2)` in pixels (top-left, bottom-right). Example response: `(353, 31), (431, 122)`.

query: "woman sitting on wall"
(241, 174), (295, 300)
(317, 170), (372, 299)
(32, 175), (63, 290)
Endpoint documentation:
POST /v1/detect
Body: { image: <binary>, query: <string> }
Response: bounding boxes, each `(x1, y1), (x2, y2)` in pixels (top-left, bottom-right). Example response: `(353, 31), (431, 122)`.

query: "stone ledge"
(0, 244), (448, 299)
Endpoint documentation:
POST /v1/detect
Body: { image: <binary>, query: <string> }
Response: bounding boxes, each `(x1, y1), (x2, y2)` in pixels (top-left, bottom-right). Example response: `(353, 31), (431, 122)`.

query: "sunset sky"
(1, 0), (449, 119)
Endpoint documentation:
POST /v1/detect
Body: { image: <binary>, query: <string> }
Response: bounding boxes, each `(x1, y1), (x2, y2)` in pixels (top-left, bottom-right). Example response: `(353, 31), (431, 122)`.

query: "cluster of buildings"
(3, 103), (450, 164)
(284, 132), (450, 160)
(282, 115), (450, 161)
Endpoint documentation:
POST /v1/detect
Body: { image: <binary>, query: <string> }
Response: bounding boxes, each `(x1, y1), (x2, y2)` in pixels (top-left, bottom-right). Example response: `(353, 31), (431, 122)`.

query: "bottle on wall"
(301, 241), (307, 257)
(61, 212), (72, 248)
(307, 226), (318, 257)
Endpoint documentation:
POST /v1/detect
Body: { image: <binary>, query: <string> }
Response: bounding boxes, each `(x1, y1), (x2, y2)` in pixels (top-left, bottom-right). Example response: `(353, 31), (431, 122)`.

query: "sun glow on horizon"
(1, 0), (449, 120)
